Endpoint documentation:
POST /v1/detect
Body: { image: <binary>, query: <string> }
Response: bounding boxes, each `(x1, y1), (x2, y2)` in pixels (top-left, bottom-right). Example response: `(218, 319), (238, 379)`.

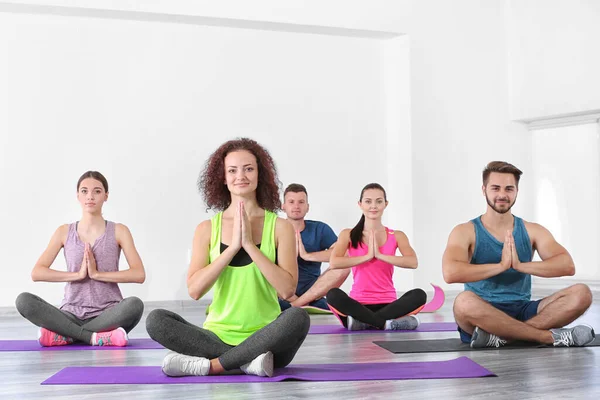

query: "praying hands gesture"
(77, 242), (98, 281)
(367, 230), (380, 260)
(85, 242), (99, 279)
(296, 231), (308, 260)
(239, 201), (255, 251)
(500, 230), (521, 271)
(77, 244), (89, 281)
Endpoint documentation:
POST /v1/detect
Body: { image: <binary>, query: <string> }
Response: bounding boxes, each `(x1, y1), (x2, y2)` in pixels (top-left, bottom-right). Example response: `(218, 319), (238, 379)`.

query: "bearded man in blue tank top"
(443, 161), (595, 348)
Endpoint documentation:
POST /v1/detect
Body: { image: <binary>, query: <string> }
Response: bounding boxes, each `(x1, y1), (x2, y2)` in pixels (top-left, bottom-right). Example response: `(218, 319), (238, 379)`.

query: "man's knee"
(453, 291), (482, 320)
(570, 283), (593, 310)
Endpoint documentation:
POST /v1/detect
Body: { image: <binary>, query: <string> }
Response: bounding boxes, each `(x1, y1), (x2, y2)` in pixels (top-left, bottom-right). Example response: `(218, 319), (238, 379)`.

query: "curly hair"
(198, 138), (282, 212)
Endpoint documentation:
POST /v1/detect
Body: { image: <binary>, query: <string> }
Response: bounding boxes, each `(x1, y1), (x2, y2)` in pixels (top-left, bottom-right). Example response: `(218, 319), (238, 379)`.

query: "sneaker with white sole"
(385, 315), (420, 331)
(551, 325), (595, 347)
(162, 351), (211, 376)
(38, 327), (74, 347)
(91, 327), (129, 347)
(470, 326), (507, 348)
(240, 351), (274, 377)
(347, 316), (369, 331)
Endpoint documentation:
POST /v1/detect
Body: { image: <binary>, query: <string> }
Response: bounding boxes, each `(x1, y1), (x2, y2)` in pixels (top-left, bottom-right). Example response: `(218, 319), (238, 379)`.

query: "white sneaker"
(161, 351), (210, 376)
(385, 315), (420, 331)
(240, 351), (274, 377)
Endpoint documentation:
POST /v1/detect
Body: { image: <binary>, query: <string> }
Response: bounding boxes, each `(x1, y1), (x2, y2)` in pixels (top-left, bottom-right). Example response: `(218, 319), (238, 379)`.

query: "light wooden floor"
(1, 289), (599, 399)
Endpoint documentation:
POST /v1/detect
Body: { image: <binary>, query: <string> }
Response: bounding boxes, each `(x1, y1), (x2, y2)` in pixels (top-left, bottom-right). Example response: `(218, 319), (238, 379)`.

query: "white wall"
(0, 11), (397, 307)
(507, 0), (600, 121)
(7, 0), (584, 308)
(409, 0), (532, 292)
(531, 123), (600, 281)
(0, 0), (411, 34)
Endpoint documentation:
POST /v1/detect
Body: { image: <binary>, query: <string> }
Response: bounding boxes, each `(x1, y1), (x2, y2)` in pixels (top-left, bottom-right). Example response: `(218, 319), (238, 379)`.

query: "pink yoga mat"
(0, 338), (163, 351)
(41, 356), (495, 384)
(308, 322), (457, 334)
(421, 283), (445, 313)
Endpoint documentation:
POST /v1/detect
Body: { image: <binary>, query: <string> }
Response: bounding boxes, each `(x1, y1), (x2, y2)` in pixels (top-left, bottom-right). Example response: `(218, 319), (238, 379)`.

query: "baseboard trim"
(0, 298), (213, 316)
(531, 277), (600, 293)
(1, 283), (598, 316)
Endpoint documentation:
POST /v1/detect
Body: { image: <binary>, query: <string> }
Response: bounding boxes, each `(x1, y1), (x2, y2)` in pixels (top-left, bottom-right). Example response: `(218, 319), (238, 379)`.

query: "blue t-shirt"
(296, 220), (338, 294)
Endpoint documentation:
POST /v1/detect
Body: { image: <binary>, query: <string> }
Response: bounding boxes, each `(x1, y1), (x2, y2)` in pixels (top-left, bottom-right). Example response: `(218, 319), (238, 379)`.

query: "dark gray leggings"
(15, 292), (144, 344)
(146, 307), (310, 371)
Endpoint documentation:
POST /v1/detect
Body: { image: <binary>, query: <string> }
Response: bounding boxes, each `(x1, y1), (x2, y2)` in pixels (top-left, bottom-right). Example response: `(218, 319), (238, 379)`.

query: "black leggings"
(326, 288), (427, 329)
(146, 307), (310, 371)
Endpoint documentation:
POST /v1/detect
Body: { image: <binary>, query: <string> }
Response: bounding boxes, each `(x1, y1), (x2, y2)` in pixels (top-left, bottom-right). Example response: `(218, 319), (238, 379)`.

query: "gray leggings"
(146, 307), (310, 371)
(15, 292), (144, 344)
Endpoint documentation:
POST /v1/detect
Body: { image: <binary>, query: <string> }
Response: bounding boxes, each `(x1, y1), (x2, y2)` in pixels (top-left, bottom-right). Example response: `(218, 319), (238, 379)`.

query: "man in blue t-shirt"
(279, 183), (350, 311)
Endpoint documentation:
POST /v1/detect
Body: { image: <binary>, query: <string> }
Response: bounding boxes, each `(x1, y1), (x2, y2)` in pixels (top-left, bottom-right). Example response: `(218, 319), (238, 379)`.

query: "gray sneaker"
(347, 316), (369, 331)
(385, 315), (420, 330)
(551, 325), (595, 347)
(470, 326), (507, 348)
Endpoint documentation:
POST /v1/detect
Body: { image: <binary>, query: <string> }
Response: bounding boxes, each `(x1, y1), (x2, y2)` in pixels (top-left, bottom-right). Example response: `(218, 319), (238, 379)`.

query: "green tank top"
(202, 210), (281, 345)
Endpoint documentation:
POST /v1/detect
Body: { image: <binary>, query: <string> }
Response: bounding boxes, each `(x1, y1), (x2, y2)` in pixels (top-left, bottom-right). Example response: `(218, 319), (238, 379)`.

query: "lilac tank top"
(59, 221), (123, 319)
(348, 228), (398, 304)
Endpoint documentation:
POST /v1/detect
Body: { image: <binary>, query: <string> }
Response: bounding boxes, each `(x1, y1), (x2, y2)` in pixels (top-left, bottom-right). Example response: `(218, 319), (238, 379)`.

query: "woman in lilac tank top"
(327, 183), (427, 331)
(15, 171), (146, 347)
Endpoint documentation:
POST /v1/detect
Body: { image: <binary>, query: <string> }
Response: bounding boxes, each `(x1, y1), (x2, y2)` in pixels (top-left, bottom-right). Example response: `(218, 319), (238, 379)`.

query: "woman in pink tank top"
(327, 183), (427, 331)
(15, 171), (146, 347)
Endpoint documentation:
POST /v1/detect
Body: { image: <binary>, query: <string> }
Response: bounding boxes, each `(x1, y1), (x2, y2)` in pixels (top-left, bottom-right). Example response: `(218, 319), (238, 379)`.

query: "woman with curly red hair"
(146, 138), (309, 377)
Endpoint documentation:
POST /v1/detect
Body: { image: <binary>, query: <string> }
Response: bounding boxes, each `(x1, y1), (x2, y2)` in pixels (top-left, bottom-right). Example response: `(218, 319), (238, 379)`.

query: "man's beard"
(486, 196), (515, 214)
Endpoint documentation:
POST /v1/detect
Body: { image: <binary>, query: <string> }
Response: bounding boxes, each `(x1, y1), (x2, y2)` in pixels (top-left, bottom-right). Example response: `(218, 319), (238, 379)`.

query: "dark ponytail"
(349, 183), (387, 249)
(350, 215), (366, 249)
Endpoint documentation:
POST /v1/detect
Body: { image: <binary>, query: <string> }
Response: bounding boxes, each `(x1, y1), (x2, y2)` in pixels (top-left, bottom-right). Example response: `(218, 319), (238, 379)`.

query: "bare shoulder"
(448, 221), (476, 244)
(114, 224), (135, 247)
(522, 220), (551, 239)
(337, 228), (352, 240)
(114, 223), (131, 235)
(195, 220), (212, 236)
(454, 221), (475, 235)
(55, 224), (70, 243)
(522, 219), (545, 231)
(275, 217), (294, 234)
(392, 230), (409, 239)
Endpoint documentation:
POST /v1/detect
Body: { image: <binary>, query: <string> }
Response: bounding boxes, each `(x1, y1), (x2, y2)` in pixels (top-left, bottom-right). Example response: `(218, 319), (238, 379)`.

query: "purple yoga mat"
(308, 322), (457, 335)
(41, 356), (494, 384)
(0, 338), (163, 352)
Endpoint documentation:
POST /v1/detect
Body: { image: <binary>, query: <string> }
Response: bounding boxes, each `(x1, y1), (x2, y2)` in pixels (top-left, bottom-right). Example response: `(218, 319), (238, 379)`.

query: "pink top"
(348, 228), (398, 304)
(60, 221), (123, 319)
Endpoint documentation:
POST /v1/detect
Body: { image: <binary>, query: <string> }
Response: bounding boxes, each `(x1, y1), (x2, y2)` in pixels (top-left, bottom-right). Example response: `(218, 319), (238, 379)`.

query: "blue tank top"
(465, 216), (533, 303)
